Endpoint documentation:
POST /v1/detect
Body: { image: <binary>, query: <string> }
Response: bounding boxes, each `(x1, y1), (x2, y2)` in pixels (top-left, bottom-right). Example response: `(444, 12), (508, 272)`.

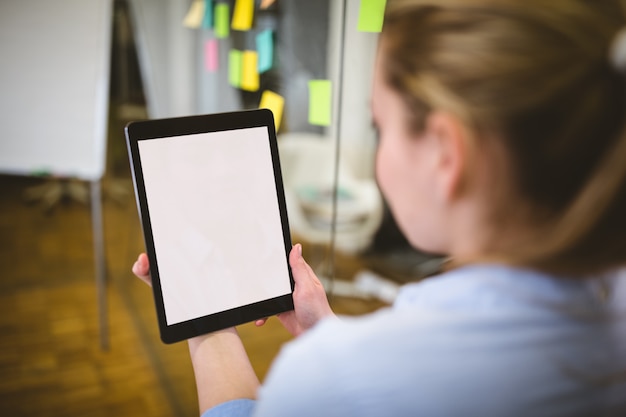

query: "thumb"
(289, 243), (323, 287)
(289, 243), (302, 262)
(289, 243), (307, 282)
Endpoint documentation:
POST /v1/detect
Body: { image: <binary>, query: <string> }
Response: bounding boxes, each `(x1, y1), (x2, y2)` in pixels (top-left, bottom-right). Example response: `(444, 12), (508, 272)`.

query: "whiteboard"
(0, 0), (112, 181)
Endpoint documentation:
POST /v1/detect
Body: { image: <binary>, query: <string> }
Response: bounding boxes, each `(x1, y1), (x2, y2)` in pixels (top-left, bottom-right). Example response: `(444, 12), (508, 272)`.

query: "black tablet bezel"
(125, 109), (294, 344)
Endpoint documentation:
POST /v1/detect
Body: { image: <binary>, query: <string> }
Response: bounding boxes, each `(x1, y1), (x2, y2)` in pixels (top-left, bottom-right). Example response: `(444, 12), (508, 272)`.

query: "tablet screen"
(126, 110), (294, 343)
(138, 126), (291, 325)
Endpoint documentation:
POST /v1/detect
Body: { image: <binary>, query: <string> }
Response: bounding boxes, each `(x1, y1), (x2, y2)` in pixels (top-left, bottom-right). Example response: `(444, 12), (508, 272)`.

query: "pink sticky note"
(205, 39), (218, 72)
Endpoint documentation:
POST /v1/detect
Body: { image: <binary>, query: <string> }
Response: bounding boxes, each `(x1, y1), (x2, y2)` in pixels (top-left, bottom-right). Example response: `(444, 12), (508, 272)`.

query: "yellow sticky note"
(183, 0), (205, 29)
(308, 80), (332, 126)
(241, 50), (259, 91)
(232, 0), (254, 31)
(259, 90), (285, 130)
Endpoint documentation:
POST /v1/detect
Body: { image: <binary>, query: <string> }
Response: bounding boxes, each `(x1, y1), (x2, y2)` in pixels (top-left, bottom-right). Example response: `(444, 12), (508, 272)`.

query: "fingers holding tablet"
(284, 244), (334, 335)
(132, 253), (152, 287)
(249, 244), (336, 336)
(132, 242), (336, 338)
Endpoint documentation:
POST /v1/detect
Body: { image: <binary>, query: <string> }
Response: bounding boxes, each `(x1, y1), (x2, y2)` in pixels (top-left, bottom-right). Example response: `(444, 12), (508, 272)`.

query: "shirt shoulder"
(254, 265), (626, 417)
(394, 264), (623, 314)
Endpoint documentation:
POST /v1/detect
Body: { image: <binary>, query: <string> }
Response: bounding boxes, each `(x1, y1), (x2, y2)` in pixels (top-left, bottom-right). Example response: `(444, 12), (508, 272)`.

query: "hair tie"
(609, 27), (626, 72)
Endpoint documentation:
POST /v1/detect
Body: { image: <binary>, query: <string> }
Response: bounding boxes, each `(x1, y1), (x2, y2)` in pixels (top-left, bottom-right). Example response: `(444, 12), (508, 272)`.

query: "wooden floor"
(0, 105), (389, 416)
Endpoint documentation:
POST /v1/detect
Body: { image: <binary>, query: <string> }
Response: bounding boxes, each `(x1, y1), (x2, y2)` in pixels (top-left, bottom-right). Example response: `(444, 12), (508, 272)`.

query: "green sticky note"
(308, 80), (332, 126)
(229, 49), (243, 87)
(215, 3), (230, 38)
(357, 0), (386, 33)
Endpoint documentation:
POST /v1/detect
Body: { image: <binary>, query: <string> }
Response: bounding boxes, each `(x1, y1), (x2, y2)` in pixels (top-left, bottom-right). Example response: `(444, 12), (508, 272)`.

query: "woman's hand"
(256, 244), (335, 336)
(131, 243), (335, 338)
(131, 252), (259, 413)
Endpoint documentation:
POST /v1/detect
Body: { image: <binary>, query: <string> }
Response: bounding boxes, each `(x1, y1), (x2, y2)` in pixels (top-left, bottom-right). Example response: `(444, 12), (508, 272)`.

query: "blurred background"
(0, 1), (442, 415)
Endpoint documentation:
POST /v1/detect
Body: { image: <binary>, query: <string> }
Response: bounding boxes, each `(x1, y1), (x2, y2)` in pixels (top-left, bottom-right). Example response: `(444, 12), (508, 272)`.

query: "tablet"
(125, 109), (294, 344)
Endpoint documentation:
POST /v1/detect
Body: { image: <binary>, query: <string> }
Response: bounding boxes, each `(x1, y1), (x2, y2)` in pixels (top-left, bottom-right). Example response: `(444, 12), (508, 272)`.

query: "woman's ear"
(424, 111), (474, 202)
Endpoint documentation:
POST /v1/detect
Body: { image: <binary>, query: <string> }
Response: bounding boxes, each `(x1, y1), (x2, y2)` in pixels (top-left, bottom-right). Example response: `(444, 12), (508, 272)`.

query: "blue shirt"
(203, 265), (626, 417)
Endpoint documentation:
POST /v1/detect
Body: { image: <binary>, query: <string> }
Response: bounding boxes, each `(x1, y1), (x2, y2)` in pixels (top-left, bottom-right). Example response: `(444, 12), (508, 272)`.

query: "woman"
(133, 0), (626, 415)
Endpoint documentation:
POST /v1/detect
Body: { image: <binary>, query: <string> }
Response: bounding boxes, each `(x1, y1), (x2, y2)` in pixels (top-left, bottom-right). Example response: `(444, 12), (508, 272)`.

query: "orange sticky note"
(231, 0), (254, 31)
(259, 90), (285, 130)
(241, 50), (259, 91)
(260, 0), (276, 9)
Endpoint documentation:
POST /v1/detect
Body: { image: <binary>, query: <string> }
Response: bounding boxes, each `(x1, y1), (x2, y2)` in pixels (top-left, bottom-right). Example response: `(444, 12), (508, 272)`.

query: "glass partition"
(125, 0), (443, 301)
(113, 1), (444, 412)
(329, 1), (444, 292)
(129, 0), (357, 276)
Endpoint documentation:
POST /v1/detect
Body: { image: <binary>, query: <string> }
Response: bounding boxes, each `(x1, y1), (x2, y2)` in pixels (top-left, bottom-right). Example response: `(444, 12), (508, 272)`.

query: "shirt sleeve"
(253, 319), (360, 417)
(201, 399), (256, 417)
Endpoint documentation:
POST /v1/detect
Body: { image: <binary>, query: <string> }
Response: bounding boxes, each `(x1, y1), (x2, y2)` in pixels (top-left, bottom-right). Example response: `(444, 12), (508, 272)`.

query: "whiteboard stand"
(22, 177), (110, 350)
(22, 176), (119, 350)
(28, 178), (110, 350)
(90, 180), (109, 350)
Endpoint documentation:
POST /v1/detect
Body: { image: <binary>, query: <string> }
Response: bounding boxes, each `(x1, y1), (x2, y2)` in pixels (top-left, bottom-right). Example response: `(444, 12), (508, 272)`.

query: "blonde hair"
(382, 0), (626, 276)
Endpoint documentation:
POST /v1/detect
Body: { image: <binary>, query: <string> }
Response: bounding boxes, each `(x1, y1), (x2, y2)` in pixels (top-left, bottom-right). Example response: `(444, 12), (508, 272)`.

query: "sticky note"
(308, 80), (332, 126)
(260, 0), (276, 9)
(229, 50), (243, 87)
(231, 0), (254, 31)
(183, 0), (205, 29)
(357, 0), (387, 33)
(256, 29), (274, 73)
(205, 39), (218, 72)
(259, 90), (285, 130)
(214, 3), (230, 38)
(241, 50), (259, 91)
(202, 0), (214, 29)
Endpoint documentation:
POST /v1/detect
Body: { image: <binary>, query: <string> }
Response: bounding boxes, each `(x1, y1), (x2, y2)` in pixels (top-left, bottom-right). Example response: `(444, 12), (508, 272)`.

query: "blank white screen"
(138, 126), (291, 325)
